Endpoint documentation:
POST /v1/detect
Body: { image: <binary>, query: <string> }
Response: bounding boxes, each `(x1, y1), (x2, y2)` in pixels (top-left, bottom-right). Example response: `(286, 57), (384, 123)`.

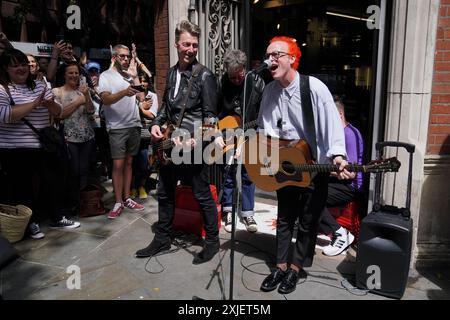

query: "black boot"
(192, 242), (220, 265)
(135, 240), (171, 258)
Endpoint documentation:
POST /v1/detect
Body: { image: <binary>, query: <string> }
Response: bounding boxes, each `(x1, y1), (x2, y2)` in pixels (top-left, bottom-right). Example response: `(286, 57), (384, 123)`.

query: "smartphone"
(131, 85), (146, 92)
(56, 34), (65, 42)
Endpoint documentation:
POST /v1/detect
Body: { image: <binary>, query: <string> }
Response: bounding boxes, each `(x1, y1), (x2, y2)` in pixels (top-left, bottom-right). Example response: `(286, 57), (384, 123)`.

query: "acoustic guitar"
(243, 133), (401, 192)
(205, 115), (258, 162)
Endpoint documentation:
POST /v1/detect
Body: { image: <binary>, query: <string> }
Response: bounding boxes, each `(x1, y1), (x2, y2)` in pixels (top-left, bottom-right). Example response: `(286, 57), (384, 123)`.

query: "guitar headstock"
(366, 157), (401, 173)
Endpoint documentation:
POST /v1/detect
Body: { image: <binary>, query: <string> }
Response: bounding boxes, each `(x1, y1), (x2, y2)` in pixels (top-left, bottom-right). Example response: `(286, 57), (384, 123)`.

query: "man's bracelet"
(332, 154), (346, 160)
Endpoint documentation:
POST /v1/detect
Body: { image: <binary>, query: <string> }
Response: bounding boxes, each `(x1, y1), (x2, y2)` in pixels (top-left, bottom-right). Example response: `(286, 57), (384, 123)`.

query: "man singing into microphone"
(257, 36), (350, 294)
(217, 49), (265, 233)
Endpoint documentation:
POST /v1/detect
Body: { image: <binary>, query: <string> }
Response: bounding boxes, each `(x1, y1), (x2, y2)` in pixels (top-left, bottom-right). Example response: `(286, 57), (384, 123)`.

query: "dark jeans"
(0, 148), (63, 223)
(153, 162), (219, 246)
(132, 139), (150, 189)
(275, 173), (328, 268)
(67, 139), (96, 209)
(319, 182), (359, 235)
(94, 126), (111, 178)
(222, 165), (255, 218)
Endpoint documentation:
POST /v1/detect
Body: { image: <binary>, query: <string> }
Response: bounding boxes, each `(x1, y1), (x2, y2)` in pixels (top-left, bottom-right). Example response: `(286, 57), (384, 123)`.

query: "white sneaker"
(49, 216), (81, 229)
(29, 222), (45, 239)
(322, 228), (355, 256)
(224, 212), (232, 233)
(242, 216), (258, 233)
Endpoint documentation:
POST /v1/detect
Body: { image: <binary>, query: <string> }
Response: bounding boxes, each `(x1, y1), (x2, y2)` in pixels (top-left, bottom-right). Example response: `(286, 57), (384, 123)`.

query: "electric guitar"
(243, 133), (401, 192)
(149, 123), (216, 166)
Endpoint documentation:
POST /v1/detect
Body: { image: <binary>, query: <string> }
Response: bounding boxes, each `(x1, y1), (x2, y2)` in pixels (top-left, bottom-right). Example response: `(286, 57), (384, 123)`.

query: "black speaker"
(356, 210), (413, 299)
(356, 141), (415, 299)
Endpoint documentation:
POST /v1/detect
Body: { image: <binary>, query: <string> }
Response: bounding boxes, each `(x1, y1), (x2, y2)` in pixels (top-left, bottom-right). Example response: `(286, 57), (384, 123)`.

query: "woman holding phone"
(52, 61), (95, 215)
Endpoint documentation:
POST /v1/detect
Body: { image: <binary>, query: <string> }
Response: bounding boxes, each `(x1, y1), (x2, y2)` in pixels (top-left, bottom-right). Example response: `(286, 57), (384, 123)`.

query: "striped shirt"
(0, 81), (57, 149)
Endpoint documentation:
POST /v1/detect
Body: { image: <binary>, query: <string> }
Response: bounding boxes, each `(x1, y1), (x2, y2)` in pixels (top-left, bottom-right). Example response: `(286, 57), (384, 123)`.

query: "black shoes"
(261, 267), (307, 294)
(260, 268), (286, 292)
(278, 268), (300, 294)
(135, 241), (171, 258)
(192, 242), (220, 265)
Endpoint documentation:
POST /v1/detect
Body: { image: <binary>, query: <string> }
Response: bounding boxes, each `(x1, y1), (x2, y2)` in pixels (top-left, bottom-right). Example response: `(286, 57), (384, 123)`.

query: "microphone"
(251, 59), (272, 74)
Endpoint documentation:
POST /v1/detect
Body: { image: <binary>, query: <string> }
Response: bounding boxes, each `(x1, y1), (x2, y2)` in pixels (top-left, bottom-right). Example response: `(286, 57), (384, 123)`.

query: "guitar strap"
(300, 74), (317, 161)
(175, 63), (205, 128)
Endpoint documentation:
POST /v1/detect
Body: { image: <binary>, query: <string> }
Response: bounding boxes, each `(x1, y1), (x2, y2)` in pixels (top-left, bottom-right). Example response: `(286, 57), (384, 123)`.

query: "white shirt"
(258, 72), (346, 164)
(146, 91), (159, 117)
(97, 68), (142, 130)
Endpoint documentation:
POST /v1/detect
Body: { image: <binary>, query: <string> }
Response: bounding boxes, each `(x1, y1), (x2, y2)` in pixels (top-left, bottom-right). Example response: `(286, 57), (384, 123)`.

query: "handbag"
(22, 118), (64, 154)
(79, 184), (106, 218)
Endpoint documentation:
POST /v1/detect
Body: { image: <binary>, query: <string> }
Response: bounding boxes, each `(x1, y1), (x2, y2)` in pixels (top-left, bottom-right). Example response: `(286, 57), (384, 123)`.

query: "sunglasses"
(116, 54), (131, 60)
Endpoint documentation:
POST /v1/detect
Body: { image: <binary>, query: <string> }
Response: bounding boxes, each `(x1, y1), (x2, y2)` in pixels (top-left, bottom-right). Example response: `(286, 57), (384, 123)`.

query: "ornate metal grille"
(197, 0), (241, 77)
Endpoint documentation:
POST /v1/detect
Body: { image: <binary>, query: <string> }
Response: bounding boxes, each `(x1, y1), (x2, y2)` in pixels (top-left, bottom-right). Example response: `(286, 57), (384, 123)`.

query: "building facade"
(160, 0), (450, 267)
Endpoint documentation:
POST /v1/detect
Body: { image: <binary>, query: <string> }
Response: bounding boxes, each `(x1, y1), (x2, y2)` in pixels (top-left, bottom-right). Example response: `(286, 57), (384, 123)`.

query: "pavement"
(1, 181), (449, 301)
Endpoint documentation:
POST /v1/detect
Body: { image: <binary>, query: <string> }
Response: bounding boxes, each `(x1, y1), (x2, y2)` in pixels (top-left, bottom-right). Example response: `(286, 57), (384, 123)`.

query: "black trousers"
(319, 182), (358, 235)
(0, 148), (63, 223)
(153, 162), (219, 246)
(275, 173), (328, 268)
(67, 139), (96, 209)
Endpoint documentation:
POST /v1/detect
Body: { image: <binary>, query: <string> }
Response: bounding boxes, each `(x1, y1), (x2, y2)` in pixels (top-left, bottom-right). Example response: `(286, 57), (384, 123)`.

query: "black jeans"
(153, 162), (219, 246)
(0, 148), (63, 223)
(319, 182), (358, 235)
(67, 139), (96, 209)
(275, 173), (328, 268)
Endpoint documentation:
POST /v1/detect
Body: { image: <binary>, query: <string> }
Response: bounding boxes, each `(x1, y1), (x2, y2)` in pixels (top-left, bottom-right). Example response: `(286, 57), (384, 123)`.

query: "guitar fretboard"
(284, 163), (369, 173)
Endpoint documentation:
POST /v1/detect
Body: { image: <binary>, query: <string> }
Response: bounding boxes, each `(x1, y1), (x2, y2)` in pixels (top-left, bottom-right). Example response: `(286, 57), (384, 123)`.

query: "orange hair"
(270, 36), (302, 70)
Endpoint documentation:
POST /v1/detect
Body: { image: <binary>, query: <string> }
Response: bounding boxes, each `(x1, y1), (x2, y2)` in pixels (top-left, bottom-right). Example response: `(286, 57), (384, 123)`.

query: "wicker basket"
(0, 204), (32, 243)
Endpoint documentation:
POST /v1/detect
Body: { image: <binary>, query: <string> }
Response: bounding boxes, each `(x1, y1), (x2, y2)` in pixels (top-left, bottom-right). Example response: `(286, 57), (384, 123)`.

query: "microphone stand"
(216, 71), (252, 301)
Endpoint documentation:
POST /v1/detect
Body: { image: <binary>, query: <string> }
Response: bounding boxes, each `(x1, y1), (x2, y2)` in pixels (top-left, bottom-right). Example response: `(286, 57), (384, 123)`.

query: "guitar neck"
(291, 163), (368, 173)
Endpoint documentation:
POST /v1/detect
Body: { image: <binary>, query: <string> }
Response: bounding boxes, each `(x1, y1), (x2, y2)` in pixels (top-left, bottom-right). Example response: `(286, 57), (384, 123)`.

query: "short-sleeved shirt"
(0, 81), (57, 149)
(97, 68), (142, 130)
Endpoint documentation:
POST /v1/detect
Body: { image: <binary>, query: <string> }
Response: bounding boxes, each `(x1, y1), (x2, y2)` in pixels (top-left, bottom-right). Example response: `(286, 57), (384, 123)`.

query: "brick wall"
(429, 0), (450, 155)
(153, 0), (170, 108)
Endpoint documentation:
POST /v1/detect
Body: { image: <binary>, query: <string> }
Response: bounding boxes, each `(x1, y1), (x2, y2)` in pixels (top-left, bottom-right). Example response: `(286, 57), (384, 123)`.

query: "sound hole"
(281, 161), (296, 175)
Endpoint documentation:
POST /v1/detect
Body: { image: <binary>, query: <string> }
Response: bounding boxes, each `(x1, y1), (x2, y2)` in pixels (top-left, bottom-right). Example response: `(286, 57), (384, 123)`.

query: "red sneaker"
(108, 203), (124, 219)
(124, 198), (145, 211)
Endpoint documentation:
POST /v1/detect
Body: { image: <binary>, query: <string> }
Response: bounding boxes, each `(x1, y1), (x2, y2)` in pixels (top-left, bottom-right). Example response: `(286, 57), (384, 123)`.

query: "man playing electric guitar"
(257, 36), (350, 295)
(135, 21), (221, 265)
(216, 49), (265, 233)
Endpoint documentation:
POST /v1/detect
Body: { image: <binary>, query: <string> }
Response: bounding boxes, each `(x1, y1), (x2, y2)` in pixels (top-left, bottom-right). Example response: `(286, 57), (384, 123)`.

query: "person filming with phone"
(47, 39), (92, 88)
(97, 44), (146, 219)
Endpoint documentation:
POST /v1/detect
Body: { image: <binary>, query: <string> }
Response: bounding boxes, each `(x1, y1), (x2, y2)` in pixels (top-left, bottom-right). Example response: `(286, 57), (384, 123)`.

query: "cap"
(86, 61), (100, 72)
